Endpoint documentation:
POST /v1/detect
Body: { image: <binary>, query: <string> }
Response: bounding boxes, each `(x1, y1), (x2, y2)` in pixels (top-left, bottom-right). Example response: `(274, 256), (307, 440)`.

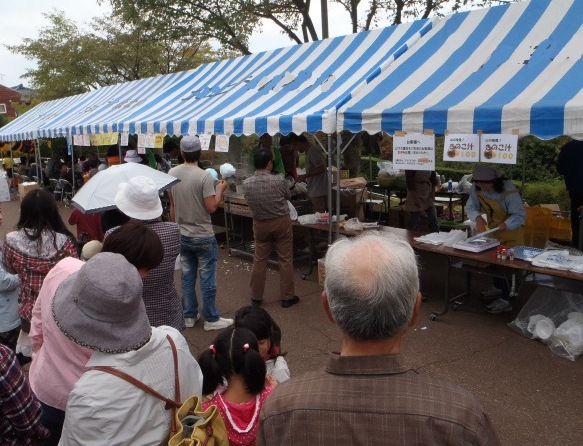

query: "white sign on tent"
(393, 133), (435, 171)
(120, 132), (129, 146)
(480, 134), (518, 164)
(215, 135), (229, 153)
(443, 134), (480, 162)
(199, 134), (212, 151)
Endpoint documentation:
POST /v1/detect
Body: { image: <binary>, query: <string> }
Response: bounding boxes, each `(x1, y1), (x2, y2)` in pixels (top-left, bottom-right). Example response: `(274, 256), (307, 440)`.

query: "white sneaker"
(485, 298), (513, 314)
(204, 317), (234, 331)
(480, 286), (502, 300)
(184, 314), (200, 328)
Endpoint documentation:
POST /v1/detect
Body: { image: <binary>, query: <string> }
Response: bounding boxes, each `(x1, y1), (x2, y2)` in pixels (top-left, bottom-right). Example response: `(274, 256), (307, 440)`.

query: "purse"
(168, 395), (229, 446)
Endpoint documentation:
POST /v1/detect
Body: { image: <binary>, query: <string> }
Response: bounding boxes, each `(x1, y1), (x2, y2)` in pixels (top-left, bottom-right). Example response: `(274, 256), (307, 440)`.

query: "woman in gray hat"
(466, 165), (526, 314)
(55, 252), (202, 445)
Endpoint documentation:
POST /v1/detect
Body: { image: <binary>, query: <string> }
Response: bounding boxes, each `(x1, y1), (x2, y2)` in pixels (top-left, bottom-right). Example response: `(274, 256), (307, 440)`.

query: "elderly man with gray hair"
(259, 232), (500, 446)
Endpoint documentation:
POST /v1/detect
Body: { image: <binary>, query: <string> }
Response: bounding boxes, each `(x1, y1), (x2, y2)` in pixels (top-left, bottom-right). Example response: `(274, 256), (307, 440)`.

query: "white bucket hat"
(114, 175), (163, 220)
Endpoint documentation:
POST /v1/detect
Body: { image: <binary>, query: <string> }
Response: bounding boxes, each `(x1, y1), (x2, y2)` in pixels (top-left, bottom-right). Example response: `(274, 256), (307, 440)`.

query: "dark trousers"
(568, 192), (583, 250)
(40, 402), (65, 446)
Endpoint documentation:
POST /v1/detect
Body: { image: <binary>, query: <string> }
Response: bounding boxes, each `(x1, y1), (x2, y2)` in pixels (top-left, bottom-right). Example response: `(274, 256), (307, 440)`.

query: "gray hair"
(324, 232), (420, 341)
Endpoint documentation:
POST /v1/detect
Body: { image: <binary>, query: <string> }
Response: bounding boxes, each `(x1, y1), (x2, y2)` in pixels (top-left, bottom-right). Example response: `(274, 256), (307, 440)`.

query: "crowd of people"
(14, 131), (581, 445)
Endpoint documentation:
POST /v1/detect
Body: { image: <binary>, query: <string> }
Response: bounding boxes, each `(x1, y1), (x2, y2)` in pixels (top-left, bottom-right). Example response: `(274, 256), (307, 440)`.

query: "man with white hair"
(259, 232), (500, 445)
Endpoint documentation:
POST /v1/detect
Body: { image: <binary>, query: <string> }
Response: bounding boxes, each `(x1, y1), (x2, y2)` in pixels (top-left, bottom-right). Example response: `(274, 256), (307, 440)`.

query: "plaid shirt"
(0, 343), (50, 445)
(259, 353), (500, 446)
(3, 230), (78, 321)
(243, 171), (290, 221)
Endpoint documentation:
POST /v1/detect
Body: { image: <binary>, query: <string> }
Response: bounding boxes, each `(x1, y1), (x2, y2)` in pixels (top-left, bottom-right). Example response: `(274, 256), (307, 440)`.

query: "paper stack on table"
(414, 229), (467, 246)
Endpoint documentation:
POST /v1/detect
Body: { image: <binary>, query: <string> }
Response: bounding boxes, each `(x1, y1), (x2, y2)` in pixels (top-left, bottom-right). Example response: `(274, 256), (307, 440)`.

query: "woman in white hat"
(111, 175), (185, 331)
(466, 165), (526, 314)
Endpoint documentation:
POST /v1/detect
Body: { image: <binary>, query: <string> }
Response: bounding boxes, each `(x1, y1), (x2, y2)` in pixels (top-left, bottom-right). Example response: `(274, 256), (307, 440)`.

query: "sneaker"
(486, 298), (513, 314)
(480, 286), (502, 300)
(184, 314), (200, 328)
(204, 317), (234, 331)
(281, 295), (300, 308)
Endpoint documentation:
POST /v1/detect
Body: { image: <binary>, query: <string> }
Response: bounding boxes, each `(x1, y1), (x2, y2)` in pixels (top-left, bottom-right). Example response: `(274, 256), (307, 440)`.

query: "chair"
(49, 178), (60, 193)
(59, 179), (74, 207)
(359, 182), (388, 223)
(524, 207), (552, 248)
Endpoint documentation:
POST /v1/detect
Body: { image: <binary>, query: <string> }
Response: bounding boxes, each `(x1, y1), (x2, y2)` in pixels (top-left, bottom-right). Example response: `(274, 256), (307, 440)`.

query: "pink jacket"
(29, 257), (92, 410)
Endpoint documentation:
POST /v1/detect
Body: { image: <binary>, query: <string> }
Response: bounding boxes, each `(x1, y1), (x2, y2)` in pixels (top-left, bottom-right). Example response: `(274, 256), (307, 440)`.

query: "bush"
(521, 180), (570, 211)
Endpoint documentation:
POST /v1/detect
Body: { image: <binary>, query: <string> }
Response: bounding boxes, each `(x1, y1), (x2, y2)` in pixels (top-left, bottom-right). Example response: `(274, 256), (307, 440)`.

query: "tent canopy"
(338, 0), (583, 140)
(2, 0), (581, 143)
(0, 18), (431, 142)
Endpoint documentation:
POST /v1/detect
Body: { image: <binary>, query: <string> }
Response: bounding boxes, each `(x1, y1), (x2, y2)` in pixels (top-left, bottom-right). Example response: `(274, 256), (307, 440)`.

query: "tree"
(106, 1), (499, 54)
(7, 10), (223, 100)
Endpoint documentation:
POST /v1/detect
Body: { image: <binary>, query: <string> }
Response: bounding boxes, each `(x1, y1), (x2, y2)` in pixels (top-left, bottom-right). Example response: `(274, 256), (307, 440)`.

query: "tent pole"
(35, 139), (41, 182)
(335, 133), (341, 240)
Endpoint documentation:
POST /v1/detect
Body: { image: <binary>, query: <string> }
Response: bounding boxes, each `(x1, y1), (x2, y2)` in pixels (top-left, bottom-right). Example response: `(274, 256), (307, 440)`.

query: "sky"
(0, 1), (476, 88)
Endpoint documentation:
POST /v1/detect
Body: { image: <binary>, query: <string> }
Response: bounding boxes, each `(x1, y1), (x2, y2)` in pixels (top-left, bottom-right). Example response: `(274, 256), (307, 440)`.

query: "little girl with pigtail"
(198, 327), (275, 446)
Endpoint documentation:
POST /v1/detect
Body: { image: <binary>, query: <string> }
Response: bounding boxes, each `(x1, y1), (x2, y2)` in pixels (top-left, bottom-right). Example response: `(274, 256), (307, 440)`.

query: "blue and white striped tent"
(338, 0), (583, 140)
(0, 18), (432, 142)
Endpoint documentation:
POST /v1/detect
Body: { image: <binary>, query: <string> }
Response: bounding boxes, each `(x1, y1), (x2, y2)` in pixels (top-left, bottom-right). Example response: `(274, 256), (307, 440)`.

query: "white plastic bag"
(288, 201), (298, 220)
(344, 217), (364, 232)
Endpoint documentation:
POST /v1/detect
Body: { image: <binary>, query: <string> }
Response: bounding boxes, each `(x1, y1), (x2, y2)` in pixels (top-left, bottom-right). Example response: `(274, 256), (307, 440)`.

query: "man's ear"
(408, 292), (422, 329)
(321, 290), (335, 323)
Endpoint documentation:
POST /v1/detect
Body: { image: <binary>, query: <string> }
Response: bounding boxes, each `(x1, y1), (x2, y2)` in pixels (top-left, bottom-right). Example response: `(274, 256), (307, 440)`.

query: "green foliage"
(521, 180), (570, 211)
(8, 10), (221, 100)
(0, 114), (8, 128)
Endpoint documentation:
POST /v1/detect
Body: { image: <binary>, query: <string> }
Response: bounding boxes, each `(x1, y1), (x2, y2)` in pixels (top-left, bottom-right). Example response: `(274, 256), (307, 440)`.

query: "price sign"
(199, 134), (212, 151)
(215, 135), (229, 153)
(154, 134), (164, 149)
(443, 134), (479, 162)
(393, 133), (435, 171)
(145, 134), (155, 148)
(480, 134), (518, 164)
(120, 132), (129, 146)
(137, 133), (147, 148)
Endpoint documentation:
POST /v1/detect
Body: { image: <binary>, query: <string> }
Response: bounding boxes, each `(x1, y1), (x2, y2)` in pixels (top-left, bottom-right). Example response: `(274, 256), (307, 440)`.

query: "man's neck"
(184, 161), (199, 166)
(340, 335), (403, 356)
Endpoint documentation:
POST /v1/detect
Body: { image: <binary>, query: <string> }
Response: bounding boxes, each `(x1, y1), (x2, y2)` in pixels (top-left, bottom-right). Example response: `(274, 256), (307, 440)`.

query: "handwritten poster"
(393, 133), (435, 171)
(480, 134), (518, 164)
(120, 132), (129, 146)
(443, 134), (480, 162)
(215, 134), (229, 153)
(198, 134), (212, 151)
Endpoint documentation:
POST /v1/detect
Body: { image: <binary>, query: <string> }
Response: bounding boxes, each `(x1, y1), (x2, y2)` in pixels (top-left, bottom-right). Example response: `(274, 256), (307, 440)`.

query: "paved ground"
(2, 196), (582, 445)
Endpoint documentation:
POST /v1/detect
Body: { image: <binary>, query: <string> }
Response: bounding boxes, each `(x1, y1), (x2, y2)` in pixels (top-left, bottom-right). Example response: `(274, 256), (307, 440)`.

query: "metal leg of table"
(430, 257), (471, 320)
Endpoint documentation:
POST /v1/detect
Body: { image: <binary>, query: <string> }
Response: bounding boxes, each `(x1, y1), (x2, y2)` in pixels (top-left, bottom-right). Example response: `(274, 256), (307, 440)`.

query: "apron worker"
(467, 165), (526, 314)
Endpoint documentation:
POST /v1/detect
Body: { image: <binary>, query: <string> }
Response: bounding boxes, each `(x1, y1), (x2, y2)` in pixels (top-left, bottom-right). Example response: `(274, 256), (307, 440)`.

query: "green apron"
(478, 190), (524, 248)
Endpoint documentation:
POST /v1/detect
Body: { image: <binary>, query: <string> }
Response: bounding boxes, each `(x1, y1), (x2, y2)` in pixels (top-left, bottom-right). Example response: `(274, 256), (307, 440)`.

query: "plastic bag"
(509, 287), (583, 361)
(219, 163), (236, 179)
(456, 174), (473, 193)
(288, 201), (298, 220)
(344, 217), (364, 232)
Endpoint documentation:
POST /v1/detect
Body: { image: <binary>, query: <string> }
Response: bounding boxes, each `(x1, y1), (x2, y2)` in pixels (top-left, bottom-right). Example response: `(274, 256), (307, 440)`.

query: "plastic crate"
(549, 216), (572, 241)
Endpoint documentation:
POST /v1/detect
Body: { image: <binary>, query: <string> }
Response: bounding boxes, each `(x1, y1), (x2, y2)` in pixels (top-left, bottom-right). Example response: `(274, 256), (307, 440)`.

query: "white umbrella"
(72, 163), (180, 214)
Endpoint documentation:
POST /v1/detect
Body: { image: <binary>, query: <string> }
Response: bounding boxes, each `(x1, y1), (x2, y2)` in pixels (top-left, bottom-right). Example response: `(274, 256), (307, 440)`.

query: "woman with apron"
(467, 165), (526, 314)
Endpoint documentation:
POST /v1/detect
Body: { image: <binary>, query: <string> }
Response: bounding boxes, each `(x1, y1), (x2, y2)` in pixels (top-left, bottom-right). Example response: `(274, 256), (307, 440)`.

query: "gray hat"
(472, 165), (502, 182)
(52, 252), (151, 354)
(114, 175), (162, 220)
(180, 135), (202, 152)
(124, 150), (142, 163)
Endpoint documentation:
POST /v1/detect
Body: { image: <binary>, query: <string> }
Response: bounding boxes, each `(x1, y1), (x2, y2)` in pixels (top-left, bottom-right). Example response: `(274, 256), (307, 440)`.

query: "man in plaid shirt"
(243, 149), (299, 308)
(0, 343), (49, 445)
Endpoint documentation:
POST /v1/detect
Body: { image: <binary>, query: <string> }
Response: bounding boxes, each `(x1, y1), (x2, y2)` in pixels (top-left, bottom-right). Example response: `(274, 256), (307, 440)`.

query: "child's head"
(234, 306), (282, 361)
(199, 327), (266, 396)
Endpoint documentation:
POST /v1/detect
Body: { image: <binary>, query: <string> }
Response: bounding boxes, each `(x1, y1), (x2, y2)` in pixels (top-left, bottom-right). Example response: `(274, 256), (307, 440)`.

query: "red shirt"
(68, 209), (104, 241)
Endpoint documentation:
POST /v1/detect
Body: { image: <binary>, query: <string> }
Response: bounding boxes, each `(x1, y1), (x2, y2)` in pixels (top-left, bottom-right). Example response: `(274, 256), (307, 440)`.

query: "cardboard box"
(332, 187), (365, 220)
(329, 168), (350, 184)
(317, 258), (325, 286)
(538, 204), (561, 215)
(18, 182), (40, 200)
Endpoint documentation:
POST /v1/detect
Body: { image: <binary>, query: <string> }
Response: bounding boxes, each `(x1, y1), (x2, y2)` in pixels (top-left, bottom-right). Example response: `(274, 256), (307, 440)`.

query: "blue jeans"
(40, 402), (65, 446)
(409, 205), (439, 233)
(180, 235), (220, 322)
